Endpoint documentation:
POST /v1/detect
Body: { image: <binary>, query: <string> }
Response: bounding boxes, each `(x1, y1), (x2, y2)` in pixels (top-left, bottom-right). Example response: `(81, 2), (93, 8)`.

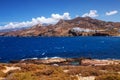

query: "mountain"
(0, 17), (120, 37)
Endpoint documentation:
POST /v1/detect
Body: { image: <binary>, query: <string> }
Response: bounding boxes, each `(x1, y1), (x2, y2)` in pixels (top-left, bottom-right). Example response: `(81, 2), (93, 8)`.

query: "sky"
(0, 0), (120, 30)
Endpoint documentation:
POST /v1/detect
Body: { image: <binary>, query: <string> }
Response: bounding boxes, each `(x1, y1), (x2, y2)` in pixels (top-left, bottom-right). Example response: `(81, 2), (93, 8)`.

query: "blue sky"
(0, 0), (120, 30)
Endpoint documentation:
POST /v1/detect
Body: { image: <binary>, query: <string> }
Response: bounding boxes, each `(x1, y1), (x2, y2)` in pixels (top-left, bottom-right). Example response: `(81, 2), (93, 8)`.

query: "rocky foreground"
(0, 58), (120, 80)
(1, 17), (120, 37)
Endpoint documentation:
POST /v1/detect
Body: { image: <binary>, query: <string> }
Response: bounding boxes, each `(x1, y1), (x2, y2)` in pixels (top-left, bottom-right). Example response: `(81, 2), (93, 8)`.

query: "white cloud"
(106, 10), (118, 16)
(0, 12), (71, 30)
(82, 10), (98, 17)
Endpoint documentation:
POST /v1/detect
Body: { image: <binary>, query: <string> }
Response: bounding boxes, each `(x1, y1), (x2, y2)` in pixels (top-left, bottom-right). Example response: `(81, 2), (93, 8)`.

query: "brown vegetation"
(3, 64), (77, 80)
(95, 74), (120, 80)
(95, 64), (120, 72)
(0, 64), (6, 70)
(62, 66), (103, 77)
(0, 71), (6, 77)
(0, 60), (120, 80)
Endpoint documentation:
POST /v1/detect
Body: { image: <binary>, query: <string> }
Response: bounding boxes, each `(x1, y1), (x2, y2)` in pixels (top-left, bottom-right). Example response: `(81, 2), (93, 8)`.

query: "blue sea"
(0, 37), (120, 62)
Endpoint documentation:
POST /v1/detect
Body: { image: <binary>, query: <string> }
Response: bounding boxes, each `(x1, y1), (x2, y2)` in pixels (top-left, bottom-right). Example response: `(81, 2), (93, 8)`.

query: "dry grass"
(95, 64), (120, 72)
(0, 63), (120, 80)
(6, 72), (38, 80)
(4, 64), (78, 80)
(0, 71), (6, 77)
(62, 66), (103, 77)
(0, 64), (6, 70)
(95, 74), (120, 80)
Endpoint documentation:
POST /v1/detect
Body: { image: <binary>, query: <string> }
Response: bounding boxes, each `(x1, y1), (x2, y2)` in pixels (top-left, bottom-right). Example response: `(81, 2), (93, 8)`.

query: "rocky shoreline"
(0, 58), (120, 80)
(9, 57), (120, 66)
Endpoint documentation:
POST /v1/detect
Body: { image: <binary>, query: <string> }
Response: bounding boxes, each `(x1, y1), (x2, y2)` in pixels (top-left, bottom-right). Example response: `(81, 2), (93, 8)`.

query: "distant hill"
(0, 17), (120, 37)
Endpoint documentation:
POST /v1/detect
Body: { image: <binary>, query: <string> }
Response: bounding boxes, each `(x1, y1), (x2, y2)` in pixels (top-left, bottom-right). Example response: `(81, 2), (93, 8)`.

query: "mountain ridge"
(0, 17), (120, 37)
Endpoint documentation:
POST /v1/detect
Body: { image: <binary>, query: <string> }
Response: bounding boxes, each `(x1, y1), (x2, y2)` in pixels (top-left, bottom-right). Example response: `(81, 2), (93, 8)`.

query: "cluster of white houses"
(71, 27), (96, 33)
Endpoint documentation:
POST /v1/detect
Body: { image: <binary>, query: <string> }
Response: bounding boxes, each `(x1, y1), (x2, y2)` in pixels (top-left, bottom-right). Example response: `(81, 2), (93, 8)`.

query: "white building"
(71, 27), (95, 33)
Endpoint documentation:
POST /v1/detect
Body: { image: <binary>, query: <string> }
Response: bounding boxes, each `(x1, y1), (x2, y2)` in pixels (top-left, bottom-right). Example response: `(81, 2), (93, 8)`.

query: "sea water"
(0, 36), (120, 62)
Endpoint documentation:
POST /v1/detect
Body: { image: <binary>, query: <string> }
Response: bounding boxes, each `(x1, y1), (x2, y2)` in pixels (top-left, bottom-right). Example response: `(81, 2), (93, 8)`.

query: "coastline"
(0, 36), (120, 80)
(0, 57), (120, 80)
(9, 57), (120, 66)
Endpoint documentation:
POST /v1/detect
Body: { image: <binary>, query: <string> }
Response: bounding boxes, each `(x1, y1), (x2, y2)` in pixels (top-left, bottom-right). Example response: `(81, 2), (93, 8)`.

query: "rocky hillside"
(0, 17), (120, 37)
